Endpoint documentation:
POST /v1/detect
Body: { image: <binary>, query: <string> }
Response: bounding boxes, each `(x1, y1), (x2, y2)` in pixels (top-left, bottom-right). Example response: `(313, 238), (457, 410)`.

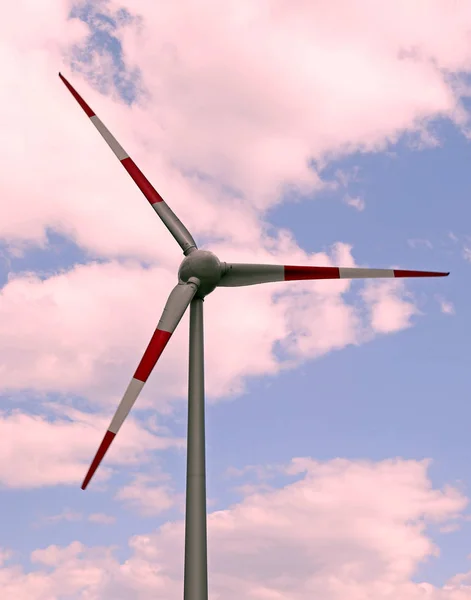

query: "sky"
(1, 0), (471, 597)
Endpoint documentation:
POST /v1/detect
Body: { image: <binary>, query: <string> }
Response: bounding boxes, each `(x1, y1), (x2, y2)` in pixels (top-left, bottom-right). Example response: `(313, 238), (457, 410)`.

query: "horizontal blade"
(82, 279), (199, 490)
(218, 263), (449, 287)
(59, 73), (197, 255)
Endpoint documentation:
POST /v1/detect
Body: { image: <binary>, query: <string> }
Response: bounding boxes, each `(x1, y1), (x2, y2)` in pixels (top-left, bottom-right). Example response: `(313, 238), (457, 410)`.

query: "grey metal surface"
(179, 250), (224, 297)
(153, 201), (198, 255)
(217, 263), (285, 287)
(158, 278), (200, 332)
(90, 115), (129, 161)
(183, 297), (208, 600)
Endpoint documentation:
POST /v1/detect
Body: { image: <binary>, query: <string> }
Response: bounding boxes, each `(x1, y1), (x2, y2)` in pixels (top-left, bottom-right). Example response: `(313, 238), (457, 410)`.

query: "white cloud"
(344, 194), (366, 211)
(1, 0), (470, 261)
(361, 279), (419, 334)
(0, 5), (461, 597)
(39, 511), (116, 526)
(0, 239), (428, 491)
(88, 513), (116, 525)
(335, 167), (362, 188)
(407, 238), (433, 250)
(41, 510), (82, 525)
(100, 0), (471, 212)
(436, 295), (456, 315)
(0, 407), (182, 489)
(448, 232), (459, 243)
(0, 458), (470, 598)
(0, 240), (424, 407)
(115, 473), (178, 516)
(0, 0), (453, 425)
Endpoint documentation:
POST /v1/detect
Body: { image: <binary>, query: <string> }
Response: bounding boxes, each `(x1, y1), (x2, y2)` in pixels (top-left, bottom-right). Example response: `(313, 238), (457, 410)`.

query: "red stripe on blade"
(120, 157), (164, 204)
(59, 73), (95, 118)
(133, 329), (172, 383)
(284, 266), (340, 281)
(394, 269), (450, 278)
(81, 430), (116, 490)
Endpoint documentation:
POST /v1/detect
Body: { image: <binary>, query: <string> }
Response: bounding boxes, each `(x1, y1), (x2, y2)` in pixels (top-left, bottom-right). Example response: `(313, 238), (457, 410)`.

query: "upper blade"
(218, 263), (449, 287)
(59, 73), (197, 255)
(81, 280), (199, 490)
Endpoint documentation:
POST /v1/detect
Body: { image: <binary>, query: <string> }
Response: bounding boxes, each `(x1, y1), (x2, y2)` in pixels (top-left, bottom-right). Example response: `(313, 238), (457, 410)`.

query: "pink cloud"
(0, 2), (463, 597)
(88, 513), (116, 525)
(0, 0), (454, 499)
(0, 243), (420, 407)
(115, 473), (178, 516)
(1, 0), (470, 262)
(344, 195), (366, 211)
(0, 407), (182, 488)
(38, 510), (116, 526)
(0, 458), (470, 598)
(361, 279), (419, 334)
(99, 0), (471, 208)
(436, 295), (456, 316)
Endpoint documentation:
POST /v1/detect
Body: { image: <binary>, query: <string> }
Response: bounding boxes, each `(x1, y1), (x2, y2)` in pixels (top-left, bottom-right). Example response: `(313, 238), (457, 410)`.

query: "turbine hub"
(178, 250), (224, 297)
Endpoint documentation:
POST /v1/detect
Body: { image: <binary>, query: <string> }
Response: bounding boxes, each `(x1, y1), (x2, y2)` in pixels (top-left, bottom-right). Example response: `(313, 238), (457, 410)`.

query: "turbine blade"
(58, 73), (197, 255)
(81, 279), (199, 490)
(218, 263), (449, 287)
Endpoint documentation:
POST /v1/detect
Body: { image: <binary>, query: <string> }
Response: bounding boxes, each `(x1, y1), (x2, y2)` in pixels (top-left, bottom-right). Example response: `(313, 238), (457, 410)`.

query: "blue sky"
(2, 1), (471, 598)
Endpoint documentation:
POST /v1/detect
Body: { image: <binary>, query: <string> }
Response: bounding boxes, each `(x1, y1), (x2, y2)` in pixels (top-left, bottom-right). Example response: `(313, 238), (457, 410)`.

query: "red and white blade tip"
(58, 72), (167, 207)
(81, 430), (115, 490)
(81, 329), (173, 490)
(59, 72), (95, 117)
(392, 269), (449, 277)
(283, 266), (449, 280)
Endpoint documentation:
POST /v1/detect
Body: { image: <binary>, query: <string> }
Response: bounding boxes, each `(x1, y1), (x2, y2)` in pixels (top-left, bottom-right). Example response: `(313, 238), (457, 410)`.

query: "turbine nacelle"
(178, 249), (224, 297)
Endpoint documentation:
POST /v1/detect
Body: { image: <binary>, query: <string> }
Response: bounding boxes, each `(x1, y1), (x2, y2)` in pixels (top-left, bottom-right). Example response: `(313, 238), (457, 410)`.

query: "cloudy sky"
(1, 0), (471, 597)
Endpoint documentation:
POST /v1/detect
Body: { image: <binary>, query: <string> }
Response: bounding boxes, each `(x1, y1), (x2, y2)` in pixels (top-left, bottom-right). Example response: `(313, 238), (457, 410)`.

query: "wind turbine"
(59, 72), (449, 600)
